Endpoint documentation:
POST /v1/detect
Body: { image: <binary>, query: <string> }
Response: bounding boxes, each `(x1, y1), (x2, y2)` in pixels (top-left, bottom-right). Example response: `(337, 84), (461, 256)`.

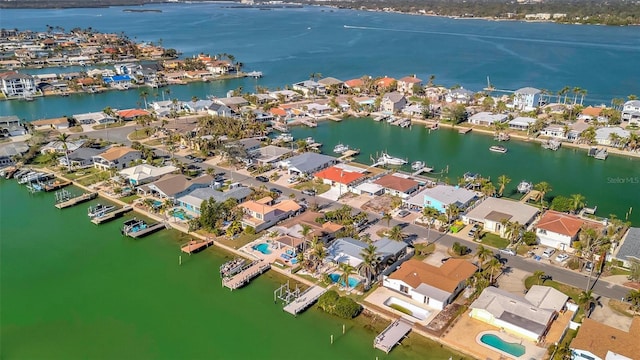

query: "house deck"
(181, 239), (214, 254)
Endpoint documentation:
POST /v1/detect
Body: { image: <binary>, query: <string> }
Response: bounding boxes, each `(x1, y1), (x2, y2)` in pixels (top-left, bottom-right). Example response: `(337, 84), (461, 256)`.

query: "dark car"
(255, 176), (269, 183)
(301, 189), (316, 196)
(193, 157), (205, 163)
(185, 155), (195, 160)
(270, 187), (282, 194)
(215, 172), (226, 177)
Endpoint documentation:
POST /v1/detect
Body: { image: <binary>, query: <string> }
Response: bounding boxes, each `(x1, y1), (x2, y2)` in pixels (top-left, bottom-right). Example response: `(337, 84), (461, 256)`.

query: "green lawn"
(129, 129), (152, 140)
(478, 232), (509, 249)
(68, 126), (83, 133)
(144, 139), (163, 146)
(120, 195), (140, 204)
(413, 243), (435, 260)
(524, 275), (583, 301)
(293, 181), (330, 194)
(65, 168), (101, 180)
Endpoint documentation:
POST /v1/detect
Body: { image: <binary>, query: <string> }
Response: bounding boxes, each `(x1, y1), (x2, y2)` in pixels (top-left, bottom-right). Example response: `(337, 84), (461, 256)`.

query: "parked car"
(397, 210), (410, 218)
(255, 176), (269, 183)
(555, 253), (569, 262)
(193, 157), (205, 163)
(542, 248), (556, 258)
(269, 187), (282, 194)
(301, 189), (316, 196)
(185, 154), (195, 160)
(467, 224), (479, 237)
(215, 172), (226, 177)
(499, 248), (516, 256)
(287, 176), (299, 184)
(585, 261), (594, 273)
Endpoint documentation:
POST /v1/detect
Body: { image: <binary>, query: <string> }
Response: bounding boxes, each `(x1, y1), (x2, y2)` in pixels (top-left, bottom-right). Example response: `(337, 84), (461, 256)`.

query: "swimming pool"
(329, 273), (360, 288)
(383, 296), (431, 320)
(253, 243), (272, 255)
(173, 211), (193, 221)
(480, 334), (526, 357)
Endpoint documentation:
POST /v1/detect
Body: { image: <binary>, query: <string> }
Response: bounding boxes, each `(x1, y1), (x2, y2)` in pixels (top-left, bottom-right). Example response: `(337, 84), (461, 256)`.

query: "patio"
(365, 287), (439, 327)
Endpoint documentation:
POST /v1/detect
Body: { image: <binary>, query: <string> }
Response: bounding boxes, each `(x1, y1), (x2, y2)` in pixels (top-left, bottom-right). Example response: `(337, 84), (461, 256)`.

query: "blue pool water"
(173, 211), (192, 221)
(329, 273), (360, 288)
(253, 243), (271, 255)
(480, 334), (526, 357)
(152, 200), (163, 208)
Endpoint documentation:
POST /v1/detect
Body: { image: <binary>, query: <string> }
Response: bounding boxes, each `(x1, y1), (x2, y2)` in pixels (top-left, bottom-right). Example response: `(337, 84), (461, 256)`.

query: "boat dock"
(55, 192), (98, 209)
(374, 318), (413, 354)
(411, 166), (434, 176)
(272, 122), (289, 132)
(338, 149), (360, 161)
(520, 189), (542, 203)
(283, 285), (327, 316)
(588, 147), (608, 160)
(299, 118), (318, 128)
(222, 260), (270, 290)
(458, 128), (472, 134)
(91, 206), (133, 224)
(180, 238), (214, 254)
(44, 179), (72, 192)
(122, 219), (168, 238)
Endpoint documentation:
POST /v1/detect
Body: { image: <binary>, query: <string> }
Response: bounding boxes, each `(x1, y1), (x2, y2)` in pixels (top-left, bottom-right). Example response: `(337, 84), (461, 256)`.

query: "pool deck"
(364, 287), (439, 327)
(443, 310), (547, 360)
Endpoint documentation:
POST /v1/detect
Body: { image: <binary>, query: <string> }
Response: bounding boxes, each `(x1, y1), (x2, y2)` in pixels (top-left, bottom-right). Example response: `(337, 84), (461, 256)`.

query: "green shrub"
(317, 290), (361, 319)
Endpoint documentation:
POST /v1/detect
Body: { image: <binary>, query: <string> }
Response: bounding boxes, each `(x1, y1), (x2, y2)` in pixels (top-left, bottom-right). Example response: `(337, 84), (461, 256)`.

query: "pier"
(520, 189), (542, 203)
(91, 206), (133, 224)
(122, 219), (168, 238)
(283, 285), (327, 316)
(55, 191), (98, 209)
(299, 118), (318, 128)
(374, 318), (413, 354)
(222, 260), (270, 290)
(272, 122), (289, 132)
(338, 149), (360, 161)
(180, 238), (215, 254)
(411, 166), (434, 176)
(458, 128), (472, 134)
(44, 179), (72, 192)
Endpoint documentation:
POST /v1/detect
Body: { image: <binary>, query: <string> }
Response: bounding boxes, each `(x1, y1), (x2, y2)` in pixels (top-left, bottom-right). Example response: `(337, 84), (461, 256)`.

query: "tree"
(497, 174), (511, 197)
(57, 132), (71, 172)
(386, 225), (406, 242)
(475, 245), (493, 269)
(339, 262), (356, 289)
(534, 181), (552, 208)
(445, 204), (460, 224)
(570, 193), (586, 213)
(486, 257), (504, 284)
(381, 211), (392, 227)
(533, 270), (546, 285)
(445, 104), (468, 124)
(452, 241), (468, 256)
(139, 90), (149, 109)
(358, 245), (380, 288)
(627, 289), (640, 311)
(577, 290), (597, 315)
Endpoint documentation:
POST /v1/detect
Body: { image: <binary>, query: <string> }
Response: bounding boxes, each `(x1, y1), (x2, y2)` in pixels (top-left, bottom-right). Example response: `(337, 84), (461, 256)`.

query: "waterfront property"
(92, 146), (142, 171)
(177, 186), (252, 215)
(0, 71), (37, 98)
(594, 127), (630, 147)
(276, 211), (344, 244)
(0, 115), (27, 137)
(314, 166), (366, 193)
(535, 210), (604, 250)
(144, 174), (214, 201)
(327, 237), (408, 267)
(461, 197), (539, 237)
(570, 317), (640, 360)
(512, 87), (542, 112)
(508, 116), (537, 131)
(621, 100), (640, 126)
(374, 318), (413, 354)
(59, 147), (104, 169)
(279, 152), (337, 176)
(468, 112), (508, 127)
(238, 197), (301, 232)
(381, 92), (407, 113)
(405, 184), (477, 213)
(40, 139), (85, 155)
(469, 285), (568, 342)
(251, 145), (292, 166)
(119, 164), (179, 186)
(383, 258), (476, 311)
(613, 227), (640, 268)
(373, 174), (419, 199)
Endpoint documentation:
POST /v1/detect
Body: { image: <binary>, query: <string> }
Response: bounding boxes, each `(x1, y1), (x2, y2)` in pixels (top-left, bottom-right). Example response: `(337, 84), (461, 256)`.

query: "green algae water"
(0, 181), (466, 359)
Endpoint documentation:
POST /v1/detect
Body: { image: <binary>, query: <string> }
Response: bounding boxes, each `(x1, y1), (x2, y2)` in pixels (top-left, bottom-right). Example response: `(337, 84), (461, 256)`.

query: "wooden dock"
(338, 149), (360, 161)
(299, 118), (317, 127)
(123, 220), (168, 238)
(222, 260), (270, 290)
(374, 318), (413, 354)
(283, 285), (327, 316)
(181, 238), (214, 254)
(91, 206), (133, 224)
(44, 180), (72, 192)
(458, 128), (472, 134)
(55, 192), (98, 209)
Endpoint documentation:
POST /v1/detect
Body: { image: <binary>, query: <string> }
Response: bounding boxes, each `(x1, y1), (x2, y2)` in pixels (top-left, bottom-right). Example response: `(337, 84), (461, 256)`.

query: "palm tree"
(387, 225), (406, 242)
(497, 174), (511, 197)
(445, 204), (460, 224)
(381, 211), (392, 227)
(298, 224), (312, 251)
(427, 74), (435, 87)
(570, 193), (586, 214)
(139, 90), (149, 109)
(577, 290), (597, 316)
(358, 245), (380, 287)
(627, 289), (640, 311)
(579, 89), (587, 105)
(475, 245), (493, 269)
(534, 181), (552, 208)
(533, 270), (546, 285)
(486, 257), (503, 284)
(57, 132), (71, 172)
(338, 262), (356, 289)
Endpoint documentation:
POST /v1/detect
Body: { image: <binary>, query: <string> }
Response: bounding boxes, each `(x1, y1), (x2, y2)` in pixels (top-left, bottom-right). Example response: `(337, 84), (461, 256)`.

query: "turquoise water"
(480, 333), (526, 357)
(2, 3), (640, 119)
(253, 242), (272, 255)
(330, 273), (361, 288)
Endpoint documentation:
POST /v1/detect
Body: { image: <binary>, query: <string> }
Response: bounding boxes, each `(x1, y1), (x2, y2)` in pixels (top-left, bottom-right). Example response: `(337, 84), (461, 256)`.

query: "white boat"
(542, 139), (561, 151)
(88, 204), (116, 218)
(334, 143), (349, 154)
(305, 137), (315, 144)
(411, 161), (425, 171)
(517, 180), (533, 193)
(276, 133), (293, 143)
(489, 145), (508, 153)
(378, 152), (407, 166)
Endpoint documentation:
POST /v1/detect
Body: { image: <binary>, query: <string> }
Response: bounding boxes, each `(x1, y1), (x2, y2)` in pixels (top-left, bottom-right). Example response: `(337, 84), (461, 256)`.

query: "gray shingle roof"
(515, 87), (541, 95)
(616, 227), (640, 262)
(284, 152), (336, 174)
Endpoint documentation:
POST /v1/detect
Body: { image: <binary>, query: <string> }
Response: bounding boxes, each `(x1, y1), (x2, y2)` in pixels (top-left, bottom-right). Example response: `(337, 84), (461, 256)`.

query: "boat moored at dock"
(333, 143), (349, 154)
(121, 218), (167, 238)
(377, 152), (407, 166)
(517, 180), (533, 193)
(489, 145), (508, 153)
(88, 204), (116, 218)
(542, 139), (561, 151)
(588, 147), (608, 160)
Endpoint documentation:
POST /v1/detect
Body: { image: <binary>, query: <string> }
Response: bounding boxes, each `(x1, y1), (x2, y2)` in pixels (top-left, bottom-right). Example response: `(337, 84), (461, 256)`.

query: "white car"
(555, 253), (569, 262)
(499, 248), (516, 256)
(542, 248), (556, 258)
(287, 176), (298, 184)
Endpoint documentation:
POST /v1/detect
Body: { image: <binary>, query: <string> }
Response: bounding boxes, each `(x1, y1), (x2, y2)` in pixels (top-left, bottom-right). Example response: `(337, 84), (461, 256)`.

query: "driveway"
(588, 297), (634, 331)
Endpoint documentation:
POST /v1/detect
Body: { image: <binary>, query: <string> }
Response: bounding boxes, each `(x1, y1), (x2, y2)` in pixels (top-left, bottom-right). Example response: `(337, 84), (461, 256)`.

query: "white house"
(462, 197), (539, 237)
(513, 87), (542, 111)
(384, 258), (477, 311)
(292, 80), (326, 98)
(508, 116), (537, 131)
(0, 71), (37, 98)
(445, 88), (474, 104)
(92, 146), (142, 171)
(535, 210), (602, 251)
(119, 164), (178, 186)
(468, 112), (508, 126)
(0, 115), (26, 137)
(540, 125), (567, 139)
(594, 127), (630, 146)
(279, 153), (337, 176)
(621, 100), (640, 125)
(571, 317), (640, 360)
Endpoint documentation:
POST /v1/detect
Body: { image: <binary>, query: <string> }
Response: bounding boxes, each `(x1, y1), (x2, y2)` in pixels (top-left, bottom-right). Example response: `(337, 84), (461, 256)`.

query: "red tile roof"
(399, 76), (422, 84)
(269, 108), (287, 116)
(389, 259), (477, 292)
(344, 78), (364, 88)
(314, 166), (364, 185)
(117, 109), (150, 118)
(581, 106), (604, 117)
(376, 77), (396, 88)
(374, 174), (418, 193)
(536, 210), (584, 237)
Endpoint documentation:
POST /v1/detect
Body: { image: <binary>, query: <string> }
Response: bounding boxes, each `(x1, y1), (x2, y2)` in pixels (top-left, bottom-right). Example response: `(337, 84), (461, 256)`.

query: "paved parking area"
(588, 297), (634, 331)
(495, 267), (529, 295)
(422, 244), (451, 266)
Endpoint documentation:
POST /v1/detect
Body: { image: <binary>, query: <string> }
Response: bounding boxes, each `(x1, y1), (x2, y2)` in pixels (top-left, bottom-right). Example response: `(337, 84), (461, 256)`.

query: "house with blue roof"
(405, 184), (477, 213)
(103, 74), (133, 87)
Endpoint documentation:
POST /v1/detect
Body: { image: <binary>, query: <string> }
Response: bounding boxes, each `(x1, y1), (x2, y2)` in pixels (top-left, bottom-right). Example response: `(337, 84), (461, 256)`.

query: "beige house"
(92, 146), (142, 170)
(239, 197), (302, 232)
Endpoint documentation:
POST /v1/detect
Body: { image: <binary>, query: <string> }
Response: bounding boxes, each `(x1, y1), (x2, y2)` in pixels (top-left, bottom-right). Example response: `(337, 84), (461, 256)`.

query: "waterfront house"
(613, 227), (640, 268)
(462, 197), (539, 237)
(468, 112), (508, 126)
(102, 74), (133, 88)
(402, 104), (425, 117)
(0, 115), (26, 137)
(594, 127), (630, 147)
(279, 152), (337, 176)
(535, 210), (603, 251)
(183, 99), (214, 113)
(305, 103), (333, 117)
(31, 117), (70, 130)
(92, 146), (142, 171)
(213, 96), (248, 112)
(375, 76), (396, 91)
(0, 142), (28, 168)
(373, 174), (419, 199)
(268, 90), (301, 102)
(314, 165), (366, 196)
(177, 186), (252, 215)
(277, 211), (344, 244)
(327, 237), (408, 268)
(570, 317), (640, 360)
(72, 111), (116, 125)
(540, 125), (567, 139)
(396, 76), (422, 95)
(293, 80), (326, 98)
(445, 88), (474, 104)
(116, 109), (151, 121)
(252, 110), (274, 123)
(381, 92), (407, 113)
(405, 185), (477, 213)
(0, 71), (36, 98)
(40, 139), (84, 155)
(318, 77), (345, 93)
(59, 147), (104, 169)
(344, 78), (364, 92)
(252, 145), (292, 166)
(238, 197), (302, 232)
(384, 258), (477, 310)
(119, 164), (178, 186)
(513, 87), (542, 111)
(621, 100), (640, 125)
(207, 103), (234, 118)
(508, 116), (537, 131)
(145, 174), (214, 201)
(469, 286), (568, 343)
(578, 106), (605, 122)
